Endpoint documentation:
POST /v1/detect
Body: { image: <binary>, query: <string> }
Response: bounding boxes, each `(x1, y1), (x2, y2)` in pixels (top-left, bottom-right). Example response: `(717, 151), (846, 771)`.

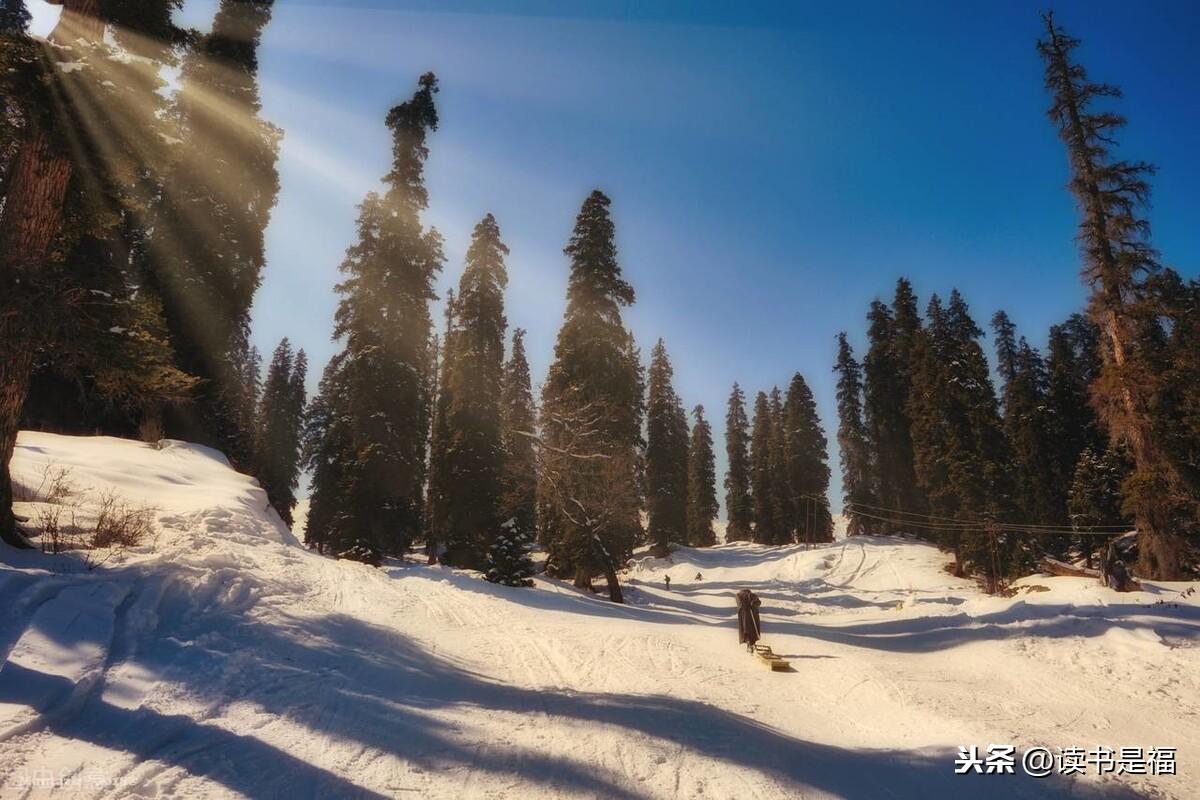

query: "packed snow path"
(1, 433), (1197, 798)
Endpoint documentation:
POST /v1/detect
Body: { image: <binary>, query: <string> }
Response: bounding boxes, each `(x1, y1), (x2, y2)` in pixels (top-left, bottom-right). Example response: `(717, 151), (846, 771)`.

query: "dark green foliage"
(646, 339), (689, 555)
(783, 372), (834, 543)
(0, 0), (29, 32)
(305, 74), (444, 564)
(0, 0), (30, 201)
(145, 0), (280, 467)
(909, 291), (1016, 588)
(486, 519), (534, 587)
(749, 390), (775, 544)
(434, 213), (510, 570)
(992, 312), (1065, 556)
(537, 190), (643, 598)
(494, 328), (537, 584)
(1046, 315), (1105, 486)
(834, 332), (875, 535)
(863, 286), (925, 530)
(686, 405), (718, 547)
(723, 383), (753, 542)
(766, 387), (792, 543)
(0, 0), (192, 546)
(255, 340), (307, 527)
(1145, 273), (1200, 509)
(301, 358), (352, 554)
(1069, 446), (1131, 568)
(425, 298), (454, 561)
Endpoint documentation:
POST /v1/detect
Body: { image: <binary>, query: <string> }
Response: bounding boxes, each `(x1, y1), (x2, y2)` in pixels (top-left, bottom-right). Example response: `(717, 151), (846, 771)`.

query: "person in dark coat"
(736, 588), (762, 652)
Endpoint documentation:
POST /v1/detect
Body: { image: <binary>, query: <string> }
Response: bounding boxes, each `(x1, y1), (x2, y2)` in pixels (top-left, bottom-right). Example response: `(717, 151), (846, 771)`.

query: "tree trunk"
(572, 567), (593, 592)
(0, 349), (33, 546)
(0, 0), (104, 547)
(602, 557), (623, 604)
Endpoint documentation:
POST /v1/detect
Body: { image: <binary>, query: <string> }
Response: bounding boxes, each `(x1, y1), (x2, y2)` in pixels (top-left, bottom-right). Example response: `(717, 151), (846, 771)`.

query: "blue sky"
(30, 1), (1200, 512)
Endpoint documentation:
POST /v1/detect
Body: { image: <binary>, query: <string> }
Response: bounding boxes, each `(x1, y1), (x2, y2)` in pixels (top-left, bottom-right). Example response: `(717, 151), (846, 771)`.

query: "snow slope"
(2, 432), (1198, 799)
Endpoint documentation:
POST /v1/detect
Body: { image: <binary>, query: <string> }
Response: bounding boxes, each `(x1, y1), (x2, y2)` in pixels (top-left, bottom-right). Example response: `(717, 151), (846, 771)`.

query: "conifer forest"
(0, 3), (1197, 798)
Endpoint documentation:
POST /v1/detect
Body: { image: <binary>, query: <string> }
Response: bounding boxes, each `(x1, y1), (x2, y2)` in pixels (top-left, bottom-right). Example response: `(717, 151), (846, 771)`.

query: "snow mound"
(1, 432), (1197, 799)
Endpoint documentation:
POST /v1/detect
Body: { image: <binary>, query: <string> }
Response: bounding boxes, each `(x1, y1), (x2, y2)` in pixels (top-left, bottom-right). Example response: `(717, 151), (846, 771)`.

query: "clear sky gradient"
(30, 1), (1200, 512)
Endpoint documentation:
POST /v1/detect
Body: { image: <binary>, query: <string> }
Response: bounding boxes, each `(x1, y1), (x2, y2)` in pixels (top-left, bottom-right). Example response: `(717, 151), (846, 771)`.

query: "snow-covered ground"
(1, 432), (1197, 798)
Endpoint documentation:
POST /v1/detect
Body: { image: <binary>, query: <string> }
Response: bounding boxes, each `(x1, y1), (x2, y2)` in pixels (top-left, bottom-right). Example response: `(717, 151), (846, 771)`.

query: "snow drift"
(1, 431), (1197, 798)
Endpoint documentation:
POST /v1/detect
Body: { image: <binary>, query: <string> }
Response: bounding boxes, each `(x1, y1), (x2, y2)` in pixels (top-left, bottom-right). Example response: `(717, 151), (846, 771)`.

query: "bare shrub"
(37, 505), (68, 554)
(91, 490), (155, 549)
(14, 463), (75, 503)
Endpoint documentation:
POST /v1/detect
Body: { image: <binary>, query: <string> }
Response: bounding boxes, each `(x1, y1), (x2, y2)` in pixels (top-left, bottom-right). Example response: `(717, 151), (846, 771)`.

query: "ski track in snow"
(1, 432), (1197, 798)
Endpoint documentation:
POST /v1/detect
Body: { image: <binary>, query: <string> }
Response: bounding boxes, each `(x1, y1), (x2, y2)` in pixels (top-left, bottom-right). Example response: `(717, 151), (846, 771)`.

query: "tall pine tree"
(492, 328), (537, 586)
(909, 291), (1015, 588)
(749, 390), (775, 544)
(723, 383), (753, 542)
(425, 293), (455, 562)
(784, 372), (834, 544)
(1039, 13), (1196, 578)
(305, 73), (444, 563)
(537, 190), (643, 600)
(147, 0), (280, 468)
(0, 0), (190, 546)
(834, 332), (875, 535)
(992, 312), (1064, 552)
(686, 405), (718, 547)
(645, 339), (689, 555)
(302, 357), (352, 555)
(254, 340), (307, 527)
(436, 214), (509, 569)
(863, 295), (924, 532)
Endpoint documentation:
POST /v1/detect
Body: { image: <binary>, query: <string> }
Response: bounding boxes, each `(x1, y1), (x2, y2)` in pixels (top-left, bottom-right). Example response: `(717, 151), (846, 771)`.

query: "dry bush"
(14, 462), (75, 504)
(91, 490), (155, 549)
(37, 505), (70, 554)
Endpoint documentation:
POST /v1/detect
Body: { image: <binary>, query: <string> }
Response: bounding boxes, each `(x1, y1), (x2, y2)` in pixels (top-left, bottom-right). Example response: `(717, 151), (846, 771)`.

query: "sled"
(1039, 557), (1142, 592)
(753, 644), (790, 671)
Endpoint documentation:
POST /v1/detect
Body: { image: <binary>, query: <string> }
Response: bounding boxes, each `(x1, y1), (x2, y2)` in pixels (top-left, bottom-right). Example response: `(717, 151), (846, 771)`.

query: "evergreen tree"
(723, 383), (753, 542)
(991, 310), (1020, 390)
(909, 291), (1016, 588)
(537, 190), (643, 601)
(1046, 315), (1104, 470)
(686, 405), (718, 546)
(885, 278), (926, 516)
(146, 0), (280, 467)
(749, 390), (775, 544)
(425, 294), (455, 562)
(493, 328), (537, 585)
(767, 387), (793, 543)
(1069, 446), (1131, 569)
(301, 358), (353, 556)
(784, 372), (834, 543)
(307, 73), (444, 563)
(1039, 13), (1196, 579)
(0, 0), (31, 203)
(646, 339), (689, 555)
(834, 332), (875, 535)
(0, 0), (189, 546)
(863, 296), (924, 533)
(0, 0), (27, 31)
(992, 312), (1065, 554)
(1143, 271), (1200, 538)
(254, 340), (307, 527)
(436, 214), (510, 569)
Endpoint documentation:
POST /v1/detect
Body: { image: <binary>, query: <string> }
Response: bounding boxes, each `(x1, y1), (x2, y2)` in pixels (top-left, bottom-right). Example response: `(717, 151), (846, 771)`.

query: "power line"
(797, 493), (1132, 537)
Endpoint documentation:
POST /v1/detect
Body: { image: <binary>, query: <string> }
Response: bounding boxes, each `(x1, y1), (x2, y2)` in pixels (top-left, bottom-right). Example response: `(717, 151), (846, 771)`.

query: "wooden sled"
(753, 644), (790, 671)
